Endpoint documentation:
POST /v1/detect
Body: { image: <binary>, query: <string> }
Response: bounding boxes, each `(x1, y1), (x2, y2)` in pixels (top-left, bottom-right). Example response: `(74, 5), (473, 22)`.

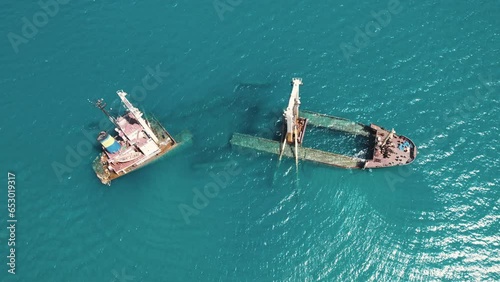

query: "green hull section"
(301, 110), (371, 137)
(230, 133), (363, 168)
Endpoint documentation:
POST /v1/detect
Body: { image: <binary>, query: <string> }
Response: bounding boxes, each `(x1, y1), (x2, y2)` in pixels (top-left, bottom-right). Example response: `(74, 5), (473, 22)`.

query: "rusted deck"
(363, 124), (417, 169)
(283, 117), (308, 144)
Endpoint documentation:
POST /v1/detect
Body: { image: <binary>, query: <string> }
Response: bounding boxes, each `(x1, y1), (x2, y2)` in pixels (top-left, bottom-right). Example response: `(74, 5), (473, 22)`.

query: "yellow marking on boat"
(101, 135), (116, 147)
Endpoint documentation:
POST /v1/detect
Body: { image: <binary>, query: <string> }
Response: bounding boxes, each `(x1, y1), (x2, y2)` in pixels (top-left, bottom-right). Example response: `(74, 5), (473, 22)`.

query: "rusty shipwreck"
(91, 90), (191, 185)
(230, 78), (417, 169)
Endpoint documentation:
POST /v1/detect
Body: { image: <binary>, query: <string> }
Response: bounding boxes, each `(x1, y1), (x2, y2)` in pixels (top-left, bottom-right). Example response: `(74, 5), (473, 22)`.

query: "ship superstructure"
(92, 90), (182, 185)
(280, 78), (308, 166)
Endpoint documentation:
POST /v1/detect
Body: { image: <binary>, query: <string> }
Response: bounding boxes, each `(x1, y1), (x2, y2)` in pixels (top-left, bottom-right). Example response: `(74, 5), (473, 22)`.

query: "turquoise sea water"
(1, 0), (499, 281)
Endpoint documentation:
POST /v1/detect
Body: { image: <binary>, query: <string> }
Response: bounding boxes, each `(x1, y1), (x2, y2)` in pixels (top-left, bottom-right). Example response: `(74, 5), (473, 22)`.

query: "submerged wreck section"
(296, 111), (417, 168)
(231, 133), (363, 168)
(230, 78), (417, 170)
(300, 111), (370, 137)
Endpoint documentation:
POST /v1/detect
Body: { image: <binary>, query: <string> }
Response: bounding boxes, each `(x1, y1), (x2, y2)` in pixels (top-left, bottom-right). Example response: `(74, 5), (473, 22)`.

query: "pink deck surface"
(104, 113), (152, 173)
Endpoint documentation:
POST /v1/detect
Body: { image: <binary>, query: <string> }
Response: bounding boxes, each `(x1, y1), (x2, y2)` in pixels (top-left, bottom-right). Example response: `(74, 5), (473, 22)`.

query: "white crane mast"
(116, 90), (160, 144)
(284, 78), (302, 137)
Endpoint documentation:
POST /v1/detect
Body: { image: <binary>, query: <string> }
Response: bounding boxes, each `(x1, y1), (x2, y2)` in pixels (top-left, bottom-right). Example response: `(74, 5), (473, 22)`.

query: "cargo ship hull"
(230, 78), (417, 170)
(231, 110), (417, 169)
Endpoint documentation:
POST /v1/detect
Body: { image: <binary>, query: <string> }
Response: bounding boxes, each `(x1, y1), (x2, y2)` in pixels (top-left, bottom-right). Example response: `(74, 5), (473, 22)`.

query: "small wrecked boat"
(91, 90), (191, 185)
(230, 78), (417, 169)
